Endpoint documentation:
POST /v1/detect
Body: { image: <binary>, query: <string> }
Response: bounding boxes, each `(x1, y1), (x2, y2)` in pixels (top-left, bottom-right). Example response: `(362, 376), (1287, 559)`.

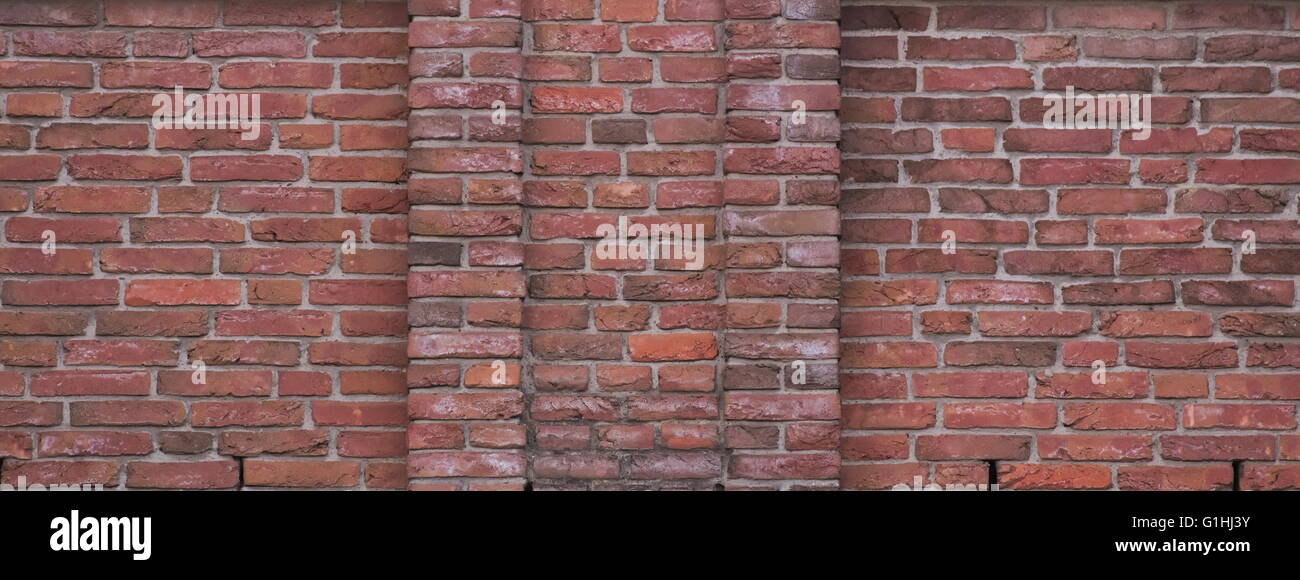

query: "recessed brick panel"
(0, 0), (408, 490)
(841, 0), (1300, 491)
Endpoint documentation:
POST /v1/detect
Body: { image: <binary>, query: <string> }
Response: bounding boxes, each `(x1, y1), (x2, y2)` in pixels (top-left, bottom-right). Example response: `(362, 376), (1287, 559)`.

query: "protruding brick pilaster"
(721, 0), (844, 490)
(405, 0), (527, 490)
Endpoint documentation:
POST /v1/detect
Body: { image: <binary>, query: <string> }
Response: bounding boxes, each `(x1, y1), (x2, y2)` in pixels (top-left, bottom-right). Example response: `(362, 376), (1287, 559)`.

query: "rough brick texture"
(0, 0), (409, 490)
(6, 0), (1300, 491)
(407, 0), (842, 491)
(842, 0), (1300, 491)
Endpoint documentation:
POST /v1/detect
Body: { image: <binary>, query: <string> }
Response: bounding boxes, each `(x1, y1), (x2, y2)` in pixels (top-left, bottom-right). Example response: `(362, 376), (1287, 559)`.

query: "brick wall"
(406, 0), (842, 491)
(0, 0), (409, 489)
(842, 1), (1300, 491)
(5, 0), (1300, 491)
(405, 0), (528, 490)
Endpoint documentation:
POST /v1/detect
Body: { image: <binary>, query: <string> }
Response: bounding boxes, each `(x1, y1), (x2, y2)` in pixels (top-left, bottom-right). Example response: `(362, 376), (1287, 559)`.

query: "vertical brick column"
(405, 0), (527, 490)
(722, 0), (843, 490)
(837, 2), (934, 491)
(522, 0), (727, 490)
